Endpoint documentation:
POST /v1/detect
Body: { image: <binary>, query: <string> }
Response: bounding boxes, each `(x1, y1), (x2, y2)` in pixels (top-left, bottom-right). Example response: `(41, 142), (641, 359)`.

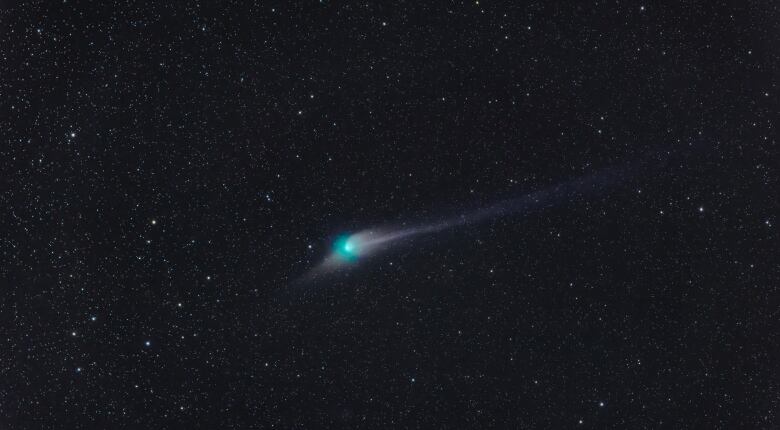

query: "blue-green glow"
(333, 234), (359, 261)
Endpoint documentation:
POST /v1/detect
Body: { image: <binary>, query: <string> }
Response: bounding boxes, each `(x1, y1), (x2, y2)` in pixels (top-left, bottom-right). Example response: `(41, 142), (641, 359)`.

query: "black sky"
(2, 1), (778, 428)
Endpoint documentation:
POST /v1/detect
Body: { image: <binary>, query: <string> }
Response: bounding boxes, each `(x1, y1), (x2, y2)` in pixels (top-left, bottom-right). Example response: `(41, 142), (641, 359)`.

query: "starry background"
(2, 0), (778, 428)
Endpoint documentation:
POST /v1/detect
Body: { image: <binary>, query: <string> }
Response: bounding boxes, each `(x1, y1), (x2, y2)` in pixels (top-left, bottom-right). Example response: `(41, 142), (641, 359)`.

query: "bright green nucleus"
(333, 234), (359, 261)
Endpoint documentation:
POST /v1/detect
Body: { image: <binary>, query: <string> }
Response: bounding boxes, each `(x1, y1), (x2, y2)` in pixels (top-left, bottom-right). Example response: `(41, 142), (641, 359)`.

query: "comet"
(301, 156), (661, 282)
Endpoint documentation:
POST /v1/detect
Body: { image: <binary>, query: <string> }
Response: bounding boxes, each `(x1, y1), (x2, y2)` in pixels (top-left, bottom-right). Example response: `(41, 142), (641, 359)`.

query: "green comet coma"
(333, 235), (359, 261)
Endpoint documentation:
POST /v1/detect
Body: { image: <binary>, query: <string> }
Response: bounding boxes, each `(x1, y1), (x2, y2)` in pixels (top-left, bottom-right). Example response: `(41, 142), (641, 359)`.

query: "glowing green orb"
(333, 234), (359, 261)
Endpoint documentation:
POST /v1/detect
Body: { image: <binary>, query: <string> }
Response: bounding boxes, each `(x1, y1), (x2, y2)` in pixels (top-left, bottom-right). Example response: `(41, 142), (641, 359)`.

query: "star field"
(2, 1), (778, 428)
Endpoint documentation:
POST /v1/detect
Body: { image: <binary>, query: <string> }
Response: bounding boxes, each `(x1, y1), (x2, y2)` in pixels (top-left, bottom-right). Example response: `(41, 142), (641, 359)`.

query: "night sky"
(2, 1), (778, 428)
